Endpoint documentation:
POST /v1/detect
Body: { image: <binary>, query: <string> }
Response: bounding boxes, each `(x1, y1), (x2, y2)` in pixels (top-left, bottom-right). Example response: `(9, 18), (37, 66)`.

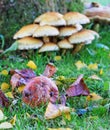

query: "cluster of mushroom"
(13, 12), (99, 53)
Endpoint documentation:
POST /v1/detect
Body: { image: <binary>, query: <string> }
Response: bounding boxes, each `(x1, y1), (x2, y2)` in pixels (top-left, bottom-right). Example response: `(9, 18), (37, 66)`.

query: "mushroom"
(13, 24), (39, 39)
(59, 24), (82, 37)
(57, 39), (73, 49)
(15, 37), (43, 50)
(33, 25), (59, 43)
(84, 6), (110, 23)
(34, 12), (66, 26)
(63, 12), (90, 25)
(38, 42), (59, 53)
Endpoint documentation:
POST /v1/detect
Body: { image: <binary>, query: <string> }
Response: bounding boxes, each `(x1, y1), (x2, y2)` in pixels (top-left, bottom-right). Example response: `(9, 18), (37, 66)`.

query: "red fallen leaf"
(66, 74), (90, 97)
(10, 69), (36, 90)
(0, 90), (10, 107)
(43, 63), (57, 78)
(22, 76), (59, 107)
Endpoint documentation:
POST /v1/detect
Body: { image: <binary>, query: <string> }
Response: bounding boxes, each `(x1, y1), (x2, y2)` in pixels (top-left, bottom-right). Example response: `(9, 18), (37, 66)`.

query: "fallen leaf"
(75, 60), (87, 70)
(0, 110), (4, 121)
(44, 102), (71, 119)
(48, 128), (72, 130)
(88, 63), (98, 70)
(5, 92), (14, 99)
(10, 115), (16, 126)
(64, 113), (71, 120)
(54, 56), (61, 61)
(0, 90), (10, 107)
(88, 75), (102, 81)
(18, 85), (25, 93)
(86, 93), (103, 101)
(10, 69), (36, 90)
(1, 82), (10, 92)
(0, 122), (13, 129)
(1, 70), (8, 76)
(66, 75), (90, 97)
(99, 69), (103, 75)
(26, 60), (37, 70)
(43, 63), (57, 78)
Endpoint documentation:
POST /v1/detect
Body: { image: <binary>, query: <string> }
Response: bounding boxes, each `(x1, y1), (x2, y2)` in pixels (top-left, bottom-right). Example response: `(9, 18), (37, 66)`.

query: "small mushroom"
(34, 12), (66, 26)
(68, 29), (97, 44)
(57, 39), (73, 49)
(33, 25), (59, 43)
(13, 24), (39, 39)
(38, 42), (59, 53)
(63, 12), (90, 25)
(16, 37), (43, 50)
(59, 24), (82, 37)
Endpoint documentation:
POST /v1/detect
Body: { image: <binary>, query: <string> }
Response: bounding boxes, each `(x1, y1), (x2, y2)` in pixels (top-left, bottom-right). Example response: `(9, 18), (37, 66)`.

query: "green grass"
(0, 28), (110, 130)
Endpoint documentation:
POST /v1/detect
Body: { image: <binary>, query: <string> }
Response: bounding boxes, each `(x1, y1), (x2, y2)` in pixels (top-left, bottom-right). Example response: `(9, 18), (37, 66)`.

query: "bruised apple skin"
(22, 76), (59, 107)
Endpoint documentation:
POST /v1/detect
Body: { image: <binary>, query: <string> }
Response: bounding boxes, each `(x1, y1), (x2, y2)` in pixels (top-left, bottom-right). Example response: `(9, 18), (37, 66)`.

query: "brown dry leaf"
(44, 102), (72, 120)
(48, 128), (72, 130)
(86, 93), (103, 101)
(88, 74), (102, 81)
(43, 63), (57, 78)
(10, 69), (36, 90)
(0, 90), (10, 107)
(75, 60), (87, 70)
(66, 74), (90, 97)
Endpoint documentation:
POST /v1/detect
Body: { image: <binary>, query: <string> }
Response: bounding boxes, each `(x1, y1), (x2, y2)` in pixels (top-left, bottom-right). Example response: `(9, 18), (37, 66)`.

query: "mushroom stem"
(43, 36), (50, 43)
(72, 43), (84, 54)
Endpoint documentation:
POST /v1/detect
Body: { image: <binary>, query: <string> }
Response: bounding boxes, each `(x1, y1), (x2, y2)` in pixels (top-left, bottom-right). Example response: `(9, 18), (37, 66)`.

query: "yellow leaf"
(64, 113), (71, 121)
(10, 115), (16, 126)
(0, 110), (4, 121)
(26, 113), (31, 118)
(86, 93), (103, 101)
(0, 122), (13, 129)
(26, 60), (37, 70)
(18, 85), (25, 93)
(100, 69), (103, 75)
(45, 102), (71, 120)
(1, 82), (10, 92)
(88, 75), (102, 81)
(1, 70), (8, 76)
(88, 63), (98, 70)
(5, 92), (14, 99)
(75, 60), (87, 70)
(54, 56), (61, 61)
(48, 128), (72, 130)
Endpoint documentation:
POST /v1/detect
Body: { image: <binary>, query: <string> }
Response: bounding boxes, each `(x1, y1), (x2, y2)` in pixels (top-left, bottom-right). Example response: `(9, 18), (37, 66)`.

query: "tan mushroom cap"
(38, 42), (59, 53)
(57, 39), (73, 49)
(33, 25), (59, 37)
(13, 24), (39, 39)
(63, 12), (90, 25)
(34, 12), (63, 23)
(59, 24), (82, 36)
(16, 37), (43, 50)
(68, 29), (95, 44)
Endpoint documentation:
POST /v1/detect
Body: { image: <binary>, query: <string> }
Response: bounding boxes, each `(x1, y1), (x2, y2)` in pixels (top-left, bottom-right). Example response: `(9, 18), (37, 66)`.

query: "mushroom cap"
(16, 37), (43, 50)
(57, 39), (73, 49)
(33, 25), (59, 37)
(59, 24), (82, 36)
(84, 7), (110, 18)
(68, 29), (95, 44)
(38, 42), (59, 53)
(34, 12), (63, 23)
(63, 12), (90, 25)
(13, 24), (39, 39)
